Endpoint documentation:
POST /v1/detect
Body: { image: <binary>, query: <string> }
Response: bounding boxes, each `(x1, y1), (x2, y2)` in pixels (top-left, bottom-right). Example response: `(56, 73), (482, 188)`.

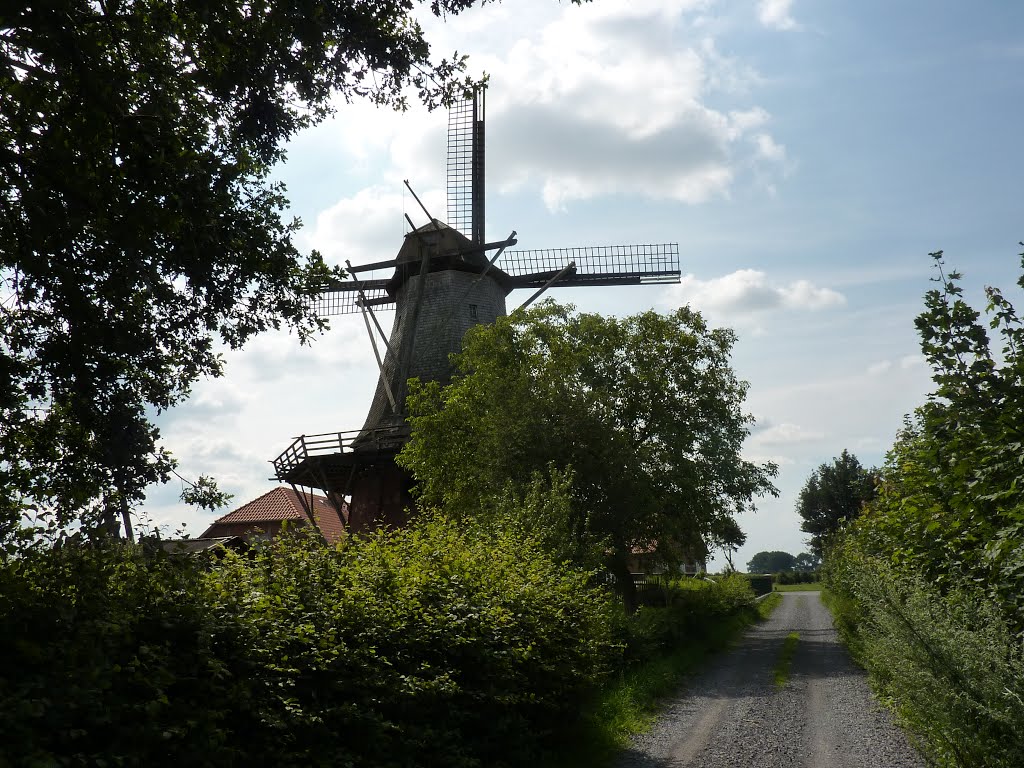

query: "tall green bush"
(621, 574), (755, 662)
(826, 542), (1024, 767)
(822, 249), (1024, 767)
(211, 519), (620, 768)
(0, 541), (248, 765)
(0, 517), (620, 768)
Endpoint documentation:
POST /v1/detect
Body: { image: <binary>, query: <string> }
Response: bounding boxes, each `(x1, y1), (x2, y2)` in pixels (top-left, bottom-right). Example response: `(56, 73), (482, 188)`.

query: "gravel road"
(614, 592), (925, 768)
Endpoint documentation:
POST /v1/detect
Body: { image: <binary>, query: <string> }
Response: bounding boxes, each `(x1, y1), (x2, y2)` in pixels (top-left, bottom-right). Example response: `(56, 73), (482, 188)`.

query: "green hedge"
(825, 542), (1024, 767)
(0, 519), (619, 768)
(621, 574), (756, 662)
(774, 569), (819, 585)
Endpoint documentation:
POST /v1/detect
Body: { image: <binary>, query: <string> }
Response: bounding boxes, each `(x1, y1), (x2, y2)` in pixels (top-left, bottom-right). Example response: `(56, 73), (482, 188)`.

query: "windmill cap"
(389, 218), (492, 277)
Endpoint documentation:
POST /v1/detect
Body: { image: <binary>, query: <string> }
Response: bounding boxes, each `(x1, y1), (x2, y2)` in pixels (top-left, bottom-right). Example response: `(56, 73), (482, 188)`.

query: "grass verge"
(774, 582), (822, 592)
(758, 592), (782, 618)
(773, 632), (800, 688)
(544, 595), (784, 768)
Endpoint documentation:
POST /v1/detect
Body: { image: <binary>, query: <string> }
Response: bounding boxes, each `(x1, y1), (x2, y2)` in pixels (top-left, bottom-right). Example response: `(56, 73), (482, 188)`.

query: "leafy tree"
(794, 551), (820, 571)
(796, 449), (876, 557)
(398, 301), (778, 610)
(849, 250), (1024, 617)
(745, 550), (796, 574)
(706, 515), (747, 572)
(823, 249), (1024, 766)
(0, 0), (498, 538)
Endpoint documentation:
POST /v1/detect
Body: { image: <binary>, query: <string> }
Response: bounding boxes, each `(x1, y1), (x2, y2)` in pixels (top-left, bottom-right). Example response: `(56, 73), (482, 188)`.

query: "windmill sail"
(499, 243), (680, 288)
(447, 88), (485, 244)
(308, 279), (393, 316)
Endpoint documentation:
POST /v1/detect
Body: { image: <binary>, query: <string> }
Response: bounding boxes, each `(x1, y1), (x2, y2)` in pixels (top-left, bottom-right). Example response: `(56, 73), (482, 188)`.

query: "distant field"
(774, 583), (822, 592)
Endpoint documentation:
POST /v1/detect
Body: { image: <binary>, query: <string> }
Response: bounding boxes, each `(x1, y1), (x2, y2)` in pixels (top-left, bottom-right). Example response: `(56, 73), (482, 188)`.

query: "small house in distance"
(627, 541), (706, 576)
(201, 487), (347, 544)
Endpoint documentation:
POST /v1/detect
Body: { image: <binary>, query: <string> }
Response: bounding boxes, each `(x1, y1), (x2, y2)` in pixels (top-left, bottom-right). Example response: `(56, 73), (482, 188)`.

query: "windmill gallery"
(271, 90), (682, 534)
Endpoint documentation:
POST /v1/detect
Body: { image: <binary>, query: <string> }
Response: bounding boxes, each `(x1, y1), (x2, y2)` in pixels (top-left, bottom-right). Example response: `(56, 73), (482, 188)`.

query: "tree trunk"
(120, 494), (134, 543)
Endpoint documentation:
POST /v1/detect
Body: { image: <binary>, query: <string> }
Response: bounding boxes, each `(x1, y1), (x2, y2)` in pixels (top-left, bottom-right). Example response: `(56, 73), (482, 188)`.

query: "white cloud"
(303, 185), (446, 268)
(484, 26), (781, 211)
(900, 354), (926, 369)
(867, 354), (927, 377)
(303, 0), (786, 216)
(665, 269), (846, 314)
(778, 278), (845, 309)
(758, 0), (798, 30)
(754, 133), (786, 162)
(752, 422), (826, 445)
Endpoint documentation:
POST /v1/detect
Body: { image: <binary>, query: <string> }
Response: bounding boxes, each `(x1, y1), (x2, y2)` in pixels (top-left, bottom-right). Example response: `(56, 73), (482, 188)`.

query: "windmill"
(272, 88), (681, 532)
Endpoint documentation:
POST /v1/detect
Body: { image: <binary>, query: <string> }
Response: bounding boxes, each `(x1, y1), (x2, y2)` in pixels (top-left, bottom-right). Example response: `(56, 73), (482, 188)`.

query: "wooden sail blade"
(309, 279), (394, 316)
(447, 88), (485, 244)
(499, 243), (681, 288)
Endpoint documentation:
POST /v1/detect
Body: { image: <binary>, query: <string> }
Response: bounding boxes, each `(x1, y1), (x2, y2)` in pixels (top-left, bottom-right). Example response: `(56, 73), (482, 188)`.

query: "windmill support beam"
(308, 457), (349, 533)
(345, 260), (396, 358)
(403, 180), (445, 235)
(339, 464), (358, 525)
(344, 260), (399, 412)
(347, 258), (403, 274)
(360, 304), (398, 413)
(289, 482), (327, 543)
(516, 261), (577, 311)
(474, 230), (517, 282)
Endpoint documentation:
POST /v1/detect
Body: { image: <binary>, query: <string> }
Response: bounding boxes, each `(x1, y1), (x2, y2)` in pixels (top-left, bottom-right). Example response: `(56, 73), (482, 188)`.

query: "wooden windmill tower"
(272, 89), (681, 533)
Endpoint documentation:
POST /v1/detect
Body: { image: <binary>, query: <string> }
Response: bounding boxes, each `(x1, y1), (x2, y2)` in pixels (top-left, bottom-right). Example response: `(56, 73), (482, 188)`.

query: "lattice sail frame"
(308, 280), (392, 316)
(307, 243), (681, 316)
(501, 244), (680, 287)
(446, 89), (485, 245)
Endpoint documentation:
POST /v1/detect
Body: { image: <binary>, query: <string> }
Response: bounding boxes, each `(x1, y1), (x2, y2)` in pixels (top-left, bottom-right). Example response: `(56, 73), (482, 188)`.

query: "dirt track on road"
(614, 592), (925, 768)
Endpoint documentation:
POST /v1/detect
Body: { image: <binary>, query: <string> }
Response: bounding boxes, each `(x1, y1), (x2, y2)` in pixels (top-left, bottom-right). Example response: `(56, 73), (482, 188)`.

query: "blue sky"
(147, 0), (1024, 569)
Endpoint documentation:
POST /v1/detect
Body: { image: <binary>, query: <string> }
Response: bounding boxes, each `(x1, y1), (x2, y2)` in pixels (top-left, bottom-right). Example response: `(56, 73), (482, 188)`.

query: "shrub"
(0, 518), (620, 768)
(775, 570), (820, 585)
(825, 543), (1024, 767)
(0, 541), (248, 766)
(620, 575), (755, 663)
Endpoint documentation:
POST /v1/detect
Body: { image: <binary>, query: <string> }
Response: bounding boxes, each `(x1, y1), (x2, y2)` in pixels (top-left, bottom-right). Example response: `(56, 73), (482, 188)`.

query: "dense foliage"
(827, 542), (1024, 767)
(793, 551), (820, 571)
(0, 0), (497, 536)
(0, 518), (620, 767)
(622, 575), (756, 661)
(774, 568), (818, 585)
(796, 450), (876, 558)
(745, 550), (796, 573)
(398, 302), (778, 609)
(825, 249), (1024, 767)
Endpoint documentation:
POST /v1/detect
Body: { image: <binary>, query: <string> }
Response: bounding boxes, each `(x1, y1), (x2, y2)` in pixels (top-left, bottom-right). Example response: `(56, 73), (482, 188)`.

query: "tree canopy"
(745, 550), (796, 574)
(844, 250), (1024, 620)
(0, 0), (497, 539)
(793, 551), (820, 571)
(821, 249), (1024, 765)
(397, 301), (778, 607)
(796, 449), (876, 558)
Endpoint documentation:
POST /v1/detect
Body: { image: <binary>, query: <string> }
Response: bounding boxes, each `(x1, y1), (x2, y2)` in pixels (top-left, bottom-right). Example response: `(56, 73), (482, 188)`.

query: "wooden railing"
(271, 426), (410, 479)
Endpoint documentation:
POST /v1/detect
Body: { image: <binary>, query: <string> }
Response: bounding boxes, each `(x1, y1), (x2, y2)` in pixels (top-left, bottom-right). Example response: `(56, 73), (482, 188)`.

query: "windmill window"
(469, 304), (478, 319)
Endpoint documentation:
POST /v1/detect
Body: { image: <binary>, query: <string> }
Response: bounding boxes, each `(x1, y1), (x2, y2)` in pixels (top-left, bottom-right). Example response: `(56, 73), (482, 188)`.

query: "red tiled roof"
(203, 487), (347, 544)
